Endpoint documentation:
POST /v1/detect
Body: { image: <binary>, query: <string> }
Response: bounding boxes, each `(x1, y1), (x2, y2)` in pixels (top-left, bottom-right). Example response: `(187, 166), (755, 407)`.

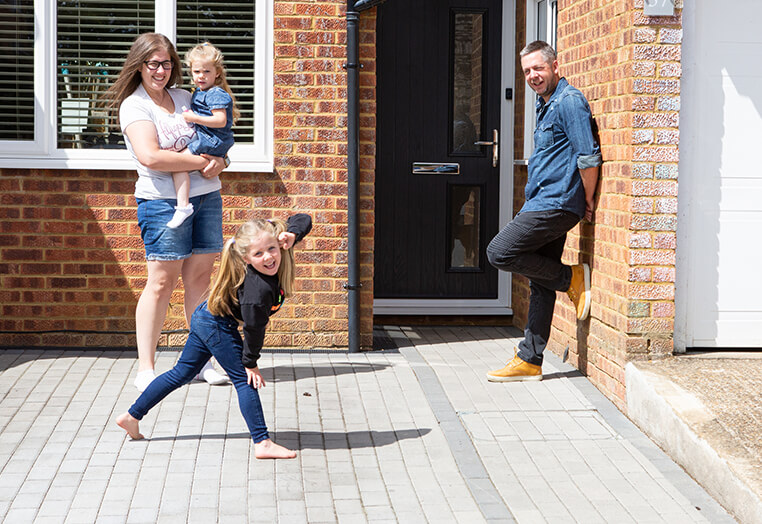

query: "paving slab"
(0, 327), (737, 523)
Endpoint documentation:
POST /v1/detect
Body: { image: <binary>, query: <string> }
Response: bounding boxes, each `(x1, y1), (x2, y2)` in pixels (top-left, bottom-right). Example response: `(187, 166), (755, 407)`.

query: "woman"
(105, 33), (228, 391)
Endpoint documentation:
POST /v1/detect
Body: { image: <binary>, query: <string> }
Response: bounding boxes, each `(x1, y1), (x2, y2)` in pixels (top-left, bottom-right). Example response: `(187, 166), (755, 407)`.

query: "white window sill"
(0, 152), (274, 173)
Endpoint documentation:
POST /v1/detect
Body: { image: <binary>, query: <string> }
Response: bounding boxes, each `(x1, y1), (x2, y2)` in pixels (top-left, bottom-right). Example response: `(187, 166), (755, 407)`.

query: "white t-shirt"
(119, 85), (222, 199)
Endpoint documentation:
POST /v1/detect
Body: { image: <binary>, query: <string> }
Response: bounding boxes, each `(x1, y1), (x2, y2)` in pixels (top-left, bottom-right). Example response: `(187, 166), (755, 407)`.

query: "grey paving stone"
(4, 508), (40, 523)
(9, 490), (47, 509)
(0, 336), (735, 524)
(124, 507), (159, 524)
(63, 507), (101, 524)
(307, 505), (338, 522)
(277, 498), (308, 516)
(36, 498), (74, 518)
(69, 479), (108, 509)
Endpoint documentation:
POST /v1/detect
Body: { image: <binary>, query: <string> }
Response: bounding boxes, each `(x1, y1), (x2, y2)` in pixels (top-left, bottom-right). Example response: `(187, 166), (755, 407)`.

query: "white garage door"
(676, 1), (762, 348)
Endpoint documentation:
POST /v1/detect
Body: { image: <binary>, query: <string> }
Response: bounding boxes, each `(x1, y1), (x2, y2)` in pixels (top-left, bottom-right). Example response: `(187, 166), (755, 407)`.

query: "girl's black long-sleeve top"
(231, 214), (311, 368)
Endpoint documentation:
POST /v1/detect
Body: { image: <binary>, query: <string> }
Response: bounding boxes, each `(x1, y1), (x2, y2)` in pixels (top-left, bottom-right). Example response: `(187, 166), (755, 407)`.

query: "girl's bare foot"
(116, 412), (144, 440)
(254, 439), (296, 459)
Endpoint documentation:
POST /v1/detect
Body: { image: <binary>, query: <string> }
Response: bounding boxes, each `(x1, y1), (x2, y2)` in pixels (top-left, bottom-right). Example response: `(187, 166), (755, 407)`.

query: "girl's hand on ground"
(278, 232), (297, 250)
(200, 154), (225, 178)
(246, 367), (265, 389)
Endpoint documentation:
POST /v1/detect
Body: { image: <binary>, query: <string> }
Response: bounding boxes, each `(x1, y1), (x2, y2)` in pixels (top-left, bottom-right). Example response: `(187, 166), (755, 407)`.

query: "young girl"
(116, 214), (311, 459)
(167, 42), (239, 228)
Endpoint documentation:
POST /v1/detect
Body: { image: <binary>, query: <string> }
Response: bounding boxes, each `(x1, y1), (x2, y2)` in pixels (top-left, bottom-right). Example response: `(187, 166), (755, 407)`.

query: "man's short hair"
(520, 40), (557, 64)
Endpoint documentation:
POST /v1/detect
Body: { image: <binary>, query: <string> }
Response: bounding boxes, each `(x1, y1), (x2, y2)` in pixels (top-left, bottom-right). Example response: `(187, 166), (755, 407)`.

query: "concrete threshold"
(626, 360), (762, 524)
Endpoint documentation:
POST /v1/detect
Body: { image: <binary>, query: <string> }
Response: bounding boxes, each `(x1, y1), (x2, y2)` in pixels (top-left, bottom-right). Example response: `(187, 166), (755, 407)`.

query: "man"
(486, 40), (601, 382)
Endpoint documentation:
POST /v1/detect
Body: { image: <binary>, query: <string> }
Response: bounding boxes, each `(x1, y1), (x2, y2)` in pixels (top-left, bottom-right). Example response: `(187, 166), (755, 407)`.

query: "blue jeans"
(136, 190), (223, 261)
(128, 302), (269, 443)
(486, 210), (581, 366)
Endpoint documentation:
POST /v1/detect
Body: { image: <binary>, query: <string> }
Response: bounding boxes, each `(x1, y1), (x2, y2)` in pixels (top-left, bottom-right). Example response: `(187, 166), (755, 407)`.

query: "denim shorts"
(136, 190), (223, 261)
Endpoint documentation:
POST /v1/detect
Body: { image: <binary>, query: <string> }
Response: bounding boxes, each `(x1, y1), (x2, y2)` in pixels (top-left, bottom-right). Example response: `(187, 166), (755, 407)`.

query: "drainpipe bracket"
(343, 62), (363, 69)
(343, 283), (363, 291)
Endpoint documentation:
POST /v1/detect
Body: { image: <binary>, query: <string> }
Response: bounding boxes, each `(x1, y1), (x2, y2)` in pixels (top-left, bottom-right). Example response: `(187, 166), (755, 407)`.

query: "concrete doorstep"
(626, 360), (762, 524)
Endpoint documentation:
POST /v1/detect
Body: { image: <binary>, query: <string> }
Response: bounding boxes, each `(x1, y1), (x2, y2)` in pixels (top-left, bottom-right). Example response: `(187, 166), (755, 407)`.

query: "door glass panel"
(449, 185), (481, 270)
(451, 12), (484, 154)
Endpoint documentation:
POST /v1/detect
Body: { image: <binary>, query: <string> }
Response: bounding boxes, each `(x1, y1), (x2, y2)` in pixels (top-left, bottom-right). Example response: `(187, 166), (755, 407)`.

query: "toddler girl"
(167, 42), (239, 228)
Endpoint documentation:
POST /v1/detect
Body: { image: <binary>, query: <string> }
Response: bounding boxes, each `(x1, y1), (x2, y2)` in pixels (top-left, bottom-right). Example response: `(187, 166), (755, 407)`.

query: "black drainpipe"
(345, 0), (386, 353)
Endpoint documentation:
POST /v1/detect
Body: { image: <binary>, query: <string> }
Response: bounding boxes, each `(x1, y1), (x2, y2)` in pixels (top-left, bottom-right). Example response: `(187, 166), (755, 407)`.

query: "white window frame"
(520, 0), (557, 161)
(0, 0), (273, 172)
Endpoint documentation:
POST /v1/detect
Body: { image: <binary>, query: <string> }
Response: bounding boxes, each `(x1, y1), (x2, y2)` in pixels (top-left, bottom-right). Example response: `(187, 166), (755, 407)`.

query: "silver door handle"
(474, 128), (499, 167)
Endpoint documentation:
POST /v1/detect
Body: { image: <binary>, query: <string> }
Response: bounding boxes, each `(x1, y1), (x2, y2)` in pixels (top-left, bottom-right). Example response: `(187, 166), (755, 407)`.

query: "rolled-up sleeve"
(559, 93), (602, 170)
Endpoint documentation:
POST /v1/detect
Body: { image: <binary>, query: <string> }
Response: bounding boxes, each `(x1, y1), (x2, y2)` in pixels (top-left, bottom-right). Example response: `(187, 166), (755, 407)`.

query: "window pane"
(537, 0), (547, 43)
(0, 1), (34, 141)
(550, 0), (558, 49)
(450, 185), (481, 269)
(57, 0), (155, 149)
(177, 1), (256, 144)
(451, 12), (484, 154)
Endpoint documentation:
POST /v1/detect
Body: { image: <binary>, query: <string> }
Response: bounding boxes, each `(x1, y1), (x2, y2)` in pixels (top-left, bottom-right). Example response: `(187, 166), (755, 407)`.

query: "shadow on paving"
(374, 325), (524, 351)
(265, 362), (391, 381)
(0, 348), (136, 372)
(141, 428), (431, 449)
(0, 351), (392, 379)
(541, 369), (586, 380)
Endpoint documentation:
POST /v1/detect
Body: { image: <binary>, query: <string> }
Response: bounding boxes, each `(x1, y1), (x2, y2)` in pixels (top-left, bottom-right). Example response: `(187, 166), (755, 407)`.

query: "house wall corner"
(547, 0), (683, 410)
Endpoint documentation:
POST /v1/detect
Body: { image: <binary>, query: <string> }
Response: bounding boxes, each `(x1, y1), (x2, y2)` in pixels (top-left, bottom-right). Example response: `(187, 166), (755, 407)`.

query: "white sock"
(166, 203), (194, 228)
(196, 360), (229, 385)
(134, 370), (156, 392)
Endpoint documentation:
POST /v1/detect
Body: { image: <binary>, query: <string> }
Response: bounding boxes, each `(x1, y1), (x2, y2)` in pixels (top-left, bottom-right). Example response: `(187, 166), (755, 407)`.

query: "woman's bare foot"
(116, 412), (144, 440)
(254, 439), (296, 459)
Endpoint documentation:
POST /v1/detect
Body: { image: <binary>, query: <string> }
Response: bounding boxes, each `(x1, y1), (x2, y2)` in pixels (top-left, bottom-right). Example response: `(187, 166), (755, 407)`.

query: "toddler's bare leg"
(173, 170), (191, 208)
(167, 169), (194, 228)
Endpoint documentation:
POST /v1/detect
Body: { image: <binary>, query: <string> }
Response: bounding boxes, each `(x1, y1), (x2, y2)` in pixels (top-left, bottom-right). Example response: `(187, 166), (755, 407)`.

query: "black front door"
(375, 0), (505, 300)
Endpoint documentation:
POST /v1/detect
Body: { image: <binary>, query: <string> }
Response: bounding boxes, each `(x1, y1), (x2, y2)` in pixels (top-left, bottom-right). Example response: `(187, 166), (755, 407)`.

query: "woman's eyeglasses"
(143, 60), (173, 71)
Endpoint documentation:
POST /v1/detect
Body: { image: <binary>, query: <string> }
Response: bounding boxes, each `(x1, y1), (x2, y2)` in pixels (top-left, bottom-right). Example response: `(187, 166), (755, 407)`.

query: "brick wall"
(273, 0), (376, 350)
(0, 0), (376, 351)
(0, 169), (140, 348)
(542, 0), (683, 409)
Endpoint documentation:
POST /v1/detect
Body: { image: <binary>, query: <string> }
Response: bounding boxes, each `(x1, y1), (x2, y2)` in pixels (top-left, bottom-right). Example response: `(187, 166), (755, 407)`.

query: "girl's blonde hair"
(185, 42), (240, 123)
(103, 33), (183, 113)
(206, 219), (296, 318)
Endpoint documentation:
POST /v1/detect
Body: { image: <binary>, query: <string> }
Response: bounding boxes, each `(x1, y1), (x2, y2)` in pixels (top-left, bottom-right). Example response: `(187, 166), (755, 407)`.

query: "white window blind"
(1, 1), (34, 141)
(176, 1), (257, 144)
(57, 1), (155, 149)
(0, 1), (271, 171)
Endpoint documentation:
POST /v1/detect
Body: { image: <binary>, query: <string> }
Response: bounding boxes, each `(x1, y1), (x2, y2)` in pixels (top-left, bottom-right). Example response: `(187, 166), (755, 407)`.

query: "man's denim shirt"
(521, 77), (602, 218)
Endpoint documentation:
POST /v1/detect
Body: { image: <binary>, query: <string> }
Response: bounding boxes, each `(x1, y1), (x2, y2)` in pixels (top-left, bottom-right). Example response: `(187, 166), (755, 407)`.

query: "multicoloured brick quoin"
(536, 0), (683, 409)
(0, 0), (683, 410)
